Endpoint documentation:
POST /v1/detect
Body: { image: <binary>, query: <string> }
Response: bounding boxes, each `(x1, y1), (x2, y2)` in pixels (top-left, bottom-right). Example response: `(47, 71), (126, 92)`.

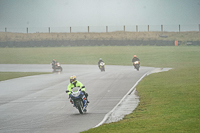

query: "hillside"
(0, 31), (200, 46)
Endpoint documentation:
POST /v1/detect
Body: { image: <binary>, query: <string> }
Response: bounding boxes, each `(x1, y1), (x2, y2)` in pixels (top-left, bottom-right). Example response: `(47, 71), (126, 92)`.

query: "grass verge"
(82, 67), (200, 133)
(0, 72), (51, 81)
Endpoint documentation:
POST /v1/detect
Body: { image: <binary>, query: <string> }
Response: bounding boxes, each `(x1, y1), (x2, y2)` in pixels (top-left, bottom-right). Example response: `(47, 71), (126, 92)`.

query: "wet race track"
(0, 64), (156, 133)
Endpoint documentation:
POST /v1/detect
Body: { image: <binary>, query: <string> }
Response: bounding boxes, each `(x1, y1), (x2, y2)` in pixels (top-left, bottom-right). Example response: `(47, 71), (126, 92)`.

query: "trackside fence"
(1, 24), (200, 33)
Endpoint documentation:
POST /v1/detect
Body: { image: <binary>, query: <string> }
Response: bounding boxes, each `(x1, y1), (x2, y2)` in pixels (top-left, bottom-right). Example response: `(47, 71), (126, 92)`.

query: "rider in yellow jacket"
(67, 75), (89, 103)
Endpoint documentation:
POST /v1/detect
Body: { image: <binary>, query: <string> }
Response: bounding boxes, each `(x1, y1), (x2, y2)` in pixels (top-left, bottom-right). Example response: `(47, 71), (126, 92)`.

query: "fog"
(0, 0), (200, 32)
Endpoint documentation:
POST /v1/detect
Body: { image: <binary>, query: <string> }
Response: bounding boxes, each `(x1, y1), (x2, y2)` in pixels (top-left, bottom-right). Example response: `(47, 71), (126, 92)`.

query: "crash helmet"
(70, 75), (77, 84)
(99, 58), (102, 61)
(134, 55), (137, 57)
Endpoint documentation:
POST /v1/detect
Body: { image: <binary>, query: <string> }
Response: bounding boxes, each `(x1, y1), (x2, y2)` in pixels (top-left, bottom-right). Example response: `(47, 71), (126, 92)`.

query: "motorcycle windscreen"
(72, 87), (80, 92)
(71, 87), (81, 97)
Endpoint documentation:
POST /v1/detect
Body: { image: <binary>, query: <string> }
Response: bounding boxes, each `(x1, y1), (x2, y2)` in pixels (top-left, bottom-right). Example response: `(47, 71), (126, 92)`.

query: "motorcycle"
(133, 61), (140, 71)
(52, 62), (63, 72)
(66, 86), (88, 114)
(99, 62), (105, 72)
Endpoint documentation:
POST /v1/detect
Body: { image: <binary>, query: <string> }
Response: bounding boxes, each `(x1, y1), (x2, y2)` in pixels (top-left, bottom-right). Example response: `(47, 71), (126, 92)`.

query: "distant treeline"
(0, 40), (200, 47)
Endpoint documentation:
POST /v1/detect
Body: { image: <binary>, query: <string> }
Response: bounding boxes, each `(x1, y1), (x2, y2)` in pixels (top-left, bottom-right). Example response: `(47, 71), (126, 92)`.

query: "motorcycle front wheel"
(135, 65), (140, 71)
(60, 67), (63, 72)
(76, 101), (84, 114)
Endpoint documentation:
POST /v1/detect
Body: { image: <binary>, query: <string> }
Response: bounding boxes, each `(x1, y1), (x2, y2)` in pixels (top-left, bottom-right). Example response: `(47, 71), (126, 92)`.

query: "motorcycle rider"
(67, 75), (89, 104)
(98, 58), (104, 68)
(132, 55), (140, 66)
(52, 59), (56, 69)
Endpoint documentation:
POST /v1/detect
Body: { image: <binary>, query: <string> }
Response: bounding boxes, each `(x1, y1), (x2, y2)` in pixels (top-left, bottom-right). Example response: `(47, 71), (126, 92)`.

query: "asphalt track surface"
(0, 64), (156, 133)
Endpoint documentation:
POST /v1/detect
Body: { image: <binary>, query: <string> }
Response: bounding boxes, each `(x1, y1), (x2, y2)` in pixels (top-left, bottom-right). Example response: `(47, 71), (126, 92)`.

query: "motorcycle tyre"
(135, 65), (140, 71)
(133, 65), (140, 71)
(76, 101), (84, 114)
(100, 67), (105, 72)
(60, 67), (63, 72)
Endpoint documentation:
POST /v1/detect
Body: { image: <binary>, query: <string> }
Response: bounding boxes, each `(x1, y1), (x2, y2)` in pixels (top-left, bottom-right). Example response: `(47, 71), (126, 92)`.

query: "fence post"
(124, 25), (125, 32)
(199, 24), (200, 32)
(49, 27), (50, 33)
(148, 25), (149, 32)
(88, 26), (89, 33)
(161, 25), (163, 32)
(136, 25), (138, 32)
(106, 26), (108, 32)
(5, 27), (7, 32)
(27, 27), (28, 33)
(70, 27), (71, 33)
(179, 24), (180, 32)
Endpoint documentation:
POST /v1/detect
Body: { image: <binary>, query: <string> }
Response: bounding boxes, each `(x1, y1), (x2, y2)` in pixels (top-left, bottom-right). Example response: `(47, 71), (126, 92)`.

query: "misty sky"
(0, 0), (200, 32)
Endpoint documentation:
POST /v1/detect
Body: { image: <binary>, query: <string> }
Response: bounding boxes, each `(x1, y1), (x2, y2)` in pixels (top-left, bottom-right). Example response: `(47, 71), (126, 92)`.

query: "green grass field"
(0, 46), (200, 132)
(0, 72), (51, 81)
(0, 46), (199, 68)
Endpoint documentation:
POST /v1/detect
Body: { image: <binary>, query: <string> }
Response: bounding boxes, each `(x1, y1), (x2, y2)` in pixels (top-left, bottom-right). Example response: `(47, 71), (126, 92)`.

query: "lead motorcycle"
(66, 86), (88, 114)
(99, 62), (105, 72)
(133, 61), (140, 71)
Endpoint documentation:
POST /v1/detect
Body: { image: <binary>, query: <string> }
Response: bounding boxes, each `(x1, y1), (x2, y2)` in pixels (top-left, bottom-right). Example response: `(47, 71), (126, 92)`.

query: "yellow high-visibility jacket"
(67, 81), (85, 95)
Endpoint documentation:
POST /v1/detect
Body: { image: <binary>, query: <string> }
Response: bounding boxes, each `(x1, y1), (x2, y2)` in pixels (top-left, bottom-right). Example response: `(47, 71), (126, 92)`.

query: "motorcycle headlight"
(134, 61), (139, 64)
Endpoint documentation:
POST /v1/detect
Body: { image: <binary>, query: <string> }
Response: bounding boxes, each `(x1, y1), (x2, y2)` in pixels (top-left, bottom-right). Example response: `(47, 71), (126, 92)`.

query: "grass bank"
(83, 67), (200, 133)
(0, 72), (51, 81)
(1, 32), (200, 42)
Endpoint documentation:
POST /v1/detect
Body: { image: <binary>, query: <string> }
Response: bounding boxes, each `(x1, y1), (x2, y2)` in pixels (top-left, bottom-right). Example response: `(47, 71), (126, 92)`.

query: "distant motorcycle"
(66, 86), (88, 114)
(52, 62), (63, 72)
(133, 61), (140, 71)
(99, 62), (105, 72)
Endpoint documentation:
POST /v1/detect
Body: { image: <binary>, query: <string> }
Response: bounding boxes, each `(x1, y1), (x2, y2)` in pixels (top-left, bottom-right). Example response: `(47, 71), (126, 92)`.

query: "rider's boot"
(87, 98), (90, 103)
(83, 108), (87, 112)
(70, 99), (75, 107)
(70, 99), (73, 104)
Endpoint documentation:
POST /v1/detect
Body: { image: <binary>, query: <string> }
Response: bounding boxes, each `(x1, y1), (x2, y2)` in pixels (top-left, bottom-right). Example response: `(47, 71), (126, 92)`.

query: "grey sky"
(0, 0), (200, 32)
